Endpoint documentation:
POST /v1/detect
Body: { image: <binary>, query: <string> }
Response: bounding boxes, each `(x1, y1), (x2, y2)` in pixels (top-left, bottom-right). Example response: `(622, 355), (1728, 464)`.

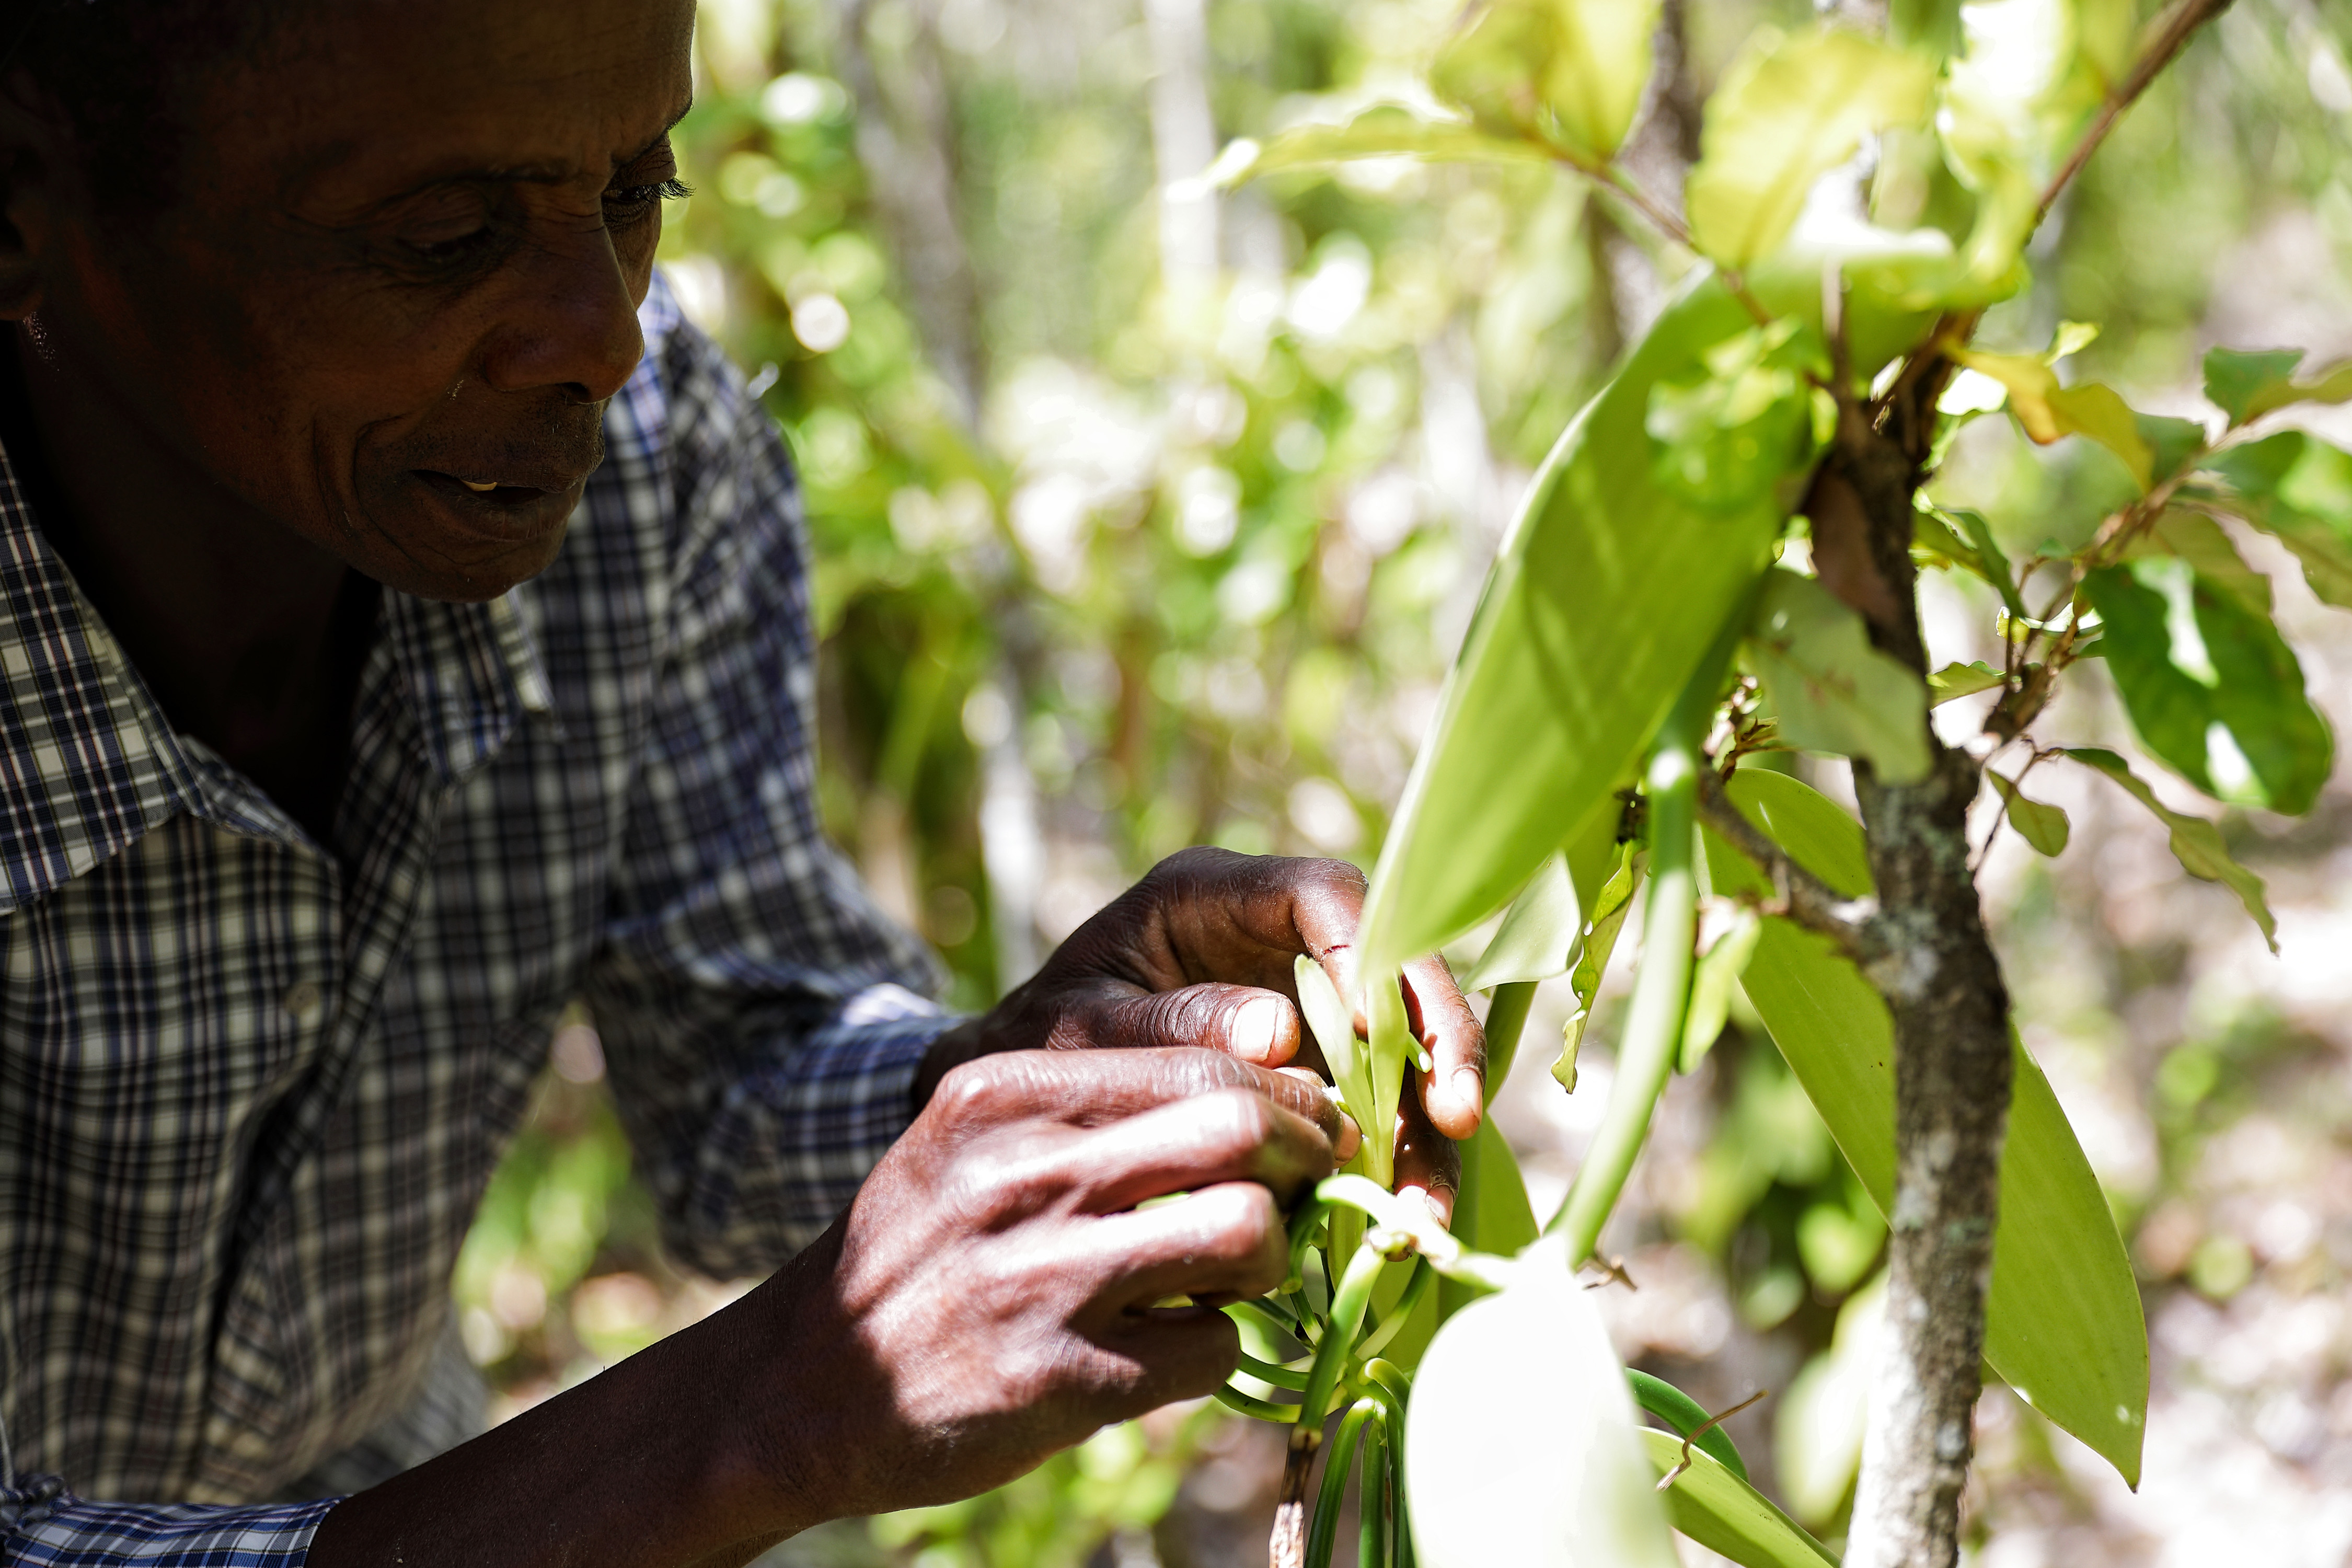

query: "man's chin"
(344, 482), (579, 602)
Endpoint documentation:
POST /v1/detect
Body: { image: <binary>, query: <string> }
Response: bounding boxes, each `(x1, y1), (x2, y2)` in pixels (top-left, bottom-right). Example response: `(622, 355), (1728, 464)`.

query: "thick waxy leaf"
(1365, 972), (1416, 1189)
(1431, 0), (1661, 163)
(1706, 770), (2150, 1486)
(1204, 105), (1547, 190)
(1927, 660), (2006, 705)
(1408, 1250), (1679, 1568)
(1745, 568), (1933, 783)
(1465, 852), (1582, 989)
(1645, 319), (1826, 512)
(1988, 770), (2070, 856)
(2063, 748), (2278, 952)
(2202, 345), (2352, 426)
(2081, 559), (2333, 815)
(1359, 278), (1785, 975)
(1641, 1431), (1839, 1567)
(1438, 1119), (1541, 1323)
(2202, 431), (2352, 609)
(1685, 27), (1937, 270)
(1296, 954), (1371, 1138)
(1947, 350), (2158, 487)
(2126, 510), (2273, 616)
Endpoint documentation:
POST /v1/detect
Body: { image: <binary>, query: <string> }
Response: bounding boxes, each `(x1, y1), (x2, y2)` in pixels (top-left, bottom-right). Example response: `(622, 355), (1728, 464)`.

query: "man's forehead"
(206, 0), (695, 202)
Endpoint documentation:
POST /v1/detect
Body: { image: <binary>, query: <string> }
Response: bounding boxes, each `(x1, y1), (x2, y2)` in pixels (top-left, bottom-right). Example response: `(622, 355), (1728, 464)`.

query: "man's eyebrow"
(307, 96), (698, 201)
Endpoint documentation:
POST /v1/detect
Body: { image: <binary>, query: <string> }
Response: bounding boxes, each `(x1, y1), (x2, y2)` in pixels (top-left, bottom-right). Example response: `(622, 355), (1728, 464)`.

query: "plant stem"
(1358, 1412), (1389, 1568)
(1544, 667), (1711, 1257)
(1480, 981), (1536, 1102)
(1305, 1401), (1380, 1568)
(1273, 1244), (1394, 1568)
(2034, 0), (2238, 224)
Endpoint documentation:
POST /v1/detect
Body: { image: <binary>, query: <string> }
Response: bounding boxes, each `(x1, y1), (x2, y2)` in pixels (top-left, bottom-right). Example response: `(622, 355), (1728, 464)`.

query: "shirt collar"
(0, 435), (558, 913)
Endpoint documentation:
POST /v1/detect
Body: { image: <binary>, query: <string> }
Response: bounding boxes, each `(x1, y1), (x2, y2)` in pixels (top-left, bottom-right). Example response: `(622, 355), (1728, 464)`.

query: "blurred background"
(453, 0), (2352, 1562)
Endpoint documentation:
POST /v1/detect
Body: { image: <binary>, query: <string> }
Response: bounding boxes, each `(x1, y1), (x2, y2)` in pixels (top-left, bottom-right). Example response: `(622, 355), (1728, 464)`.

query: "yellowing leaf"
(1686, 27), (1938, 269)
(1946, 349), (2157, 488)
(2062, 748), (2279, 952)
(1558, 840), (1644, 1092)
(1927, 660), (2006, 705)
(1988, 770), (2070, 856)
(1745, 568), (1933, 783)
(1432, 0), (1662, 163)
(1642, 1431), (1839, 1566)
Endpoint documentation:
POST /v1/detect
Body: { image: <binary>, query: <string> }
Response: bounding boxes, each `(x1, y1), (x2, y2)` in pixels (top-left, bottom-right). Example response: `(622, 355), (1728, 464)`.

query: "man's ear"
(0, 75), (62, 322)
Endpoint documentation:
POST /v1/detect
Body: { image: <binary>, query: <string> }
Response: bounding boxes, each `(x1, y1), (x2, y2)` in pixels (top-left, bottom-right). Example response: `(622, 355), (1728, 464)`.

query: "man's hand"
(310, 1048), (1350, 1568)
(915, 847), (1485, 1218)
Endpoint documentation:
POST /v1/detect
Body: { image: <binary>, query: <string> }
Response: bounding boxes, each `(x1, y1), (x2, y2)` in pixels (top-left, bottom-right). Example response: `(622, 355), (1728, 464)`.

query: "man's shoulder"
(607, 270), (767, 468)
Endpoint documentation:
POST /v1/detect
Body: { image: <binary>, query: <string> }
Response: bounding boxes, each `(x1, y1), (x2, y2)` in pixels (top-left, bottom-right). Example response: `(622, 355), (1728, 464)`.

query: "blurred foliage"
(451, 0), (2352, 1560)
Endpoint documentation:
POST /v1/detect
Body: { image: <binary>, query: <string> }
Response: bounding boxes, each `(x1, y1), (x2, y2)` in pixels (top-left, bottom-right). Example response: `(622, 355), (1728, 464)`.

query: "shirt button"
(282, 982), (326, 1027)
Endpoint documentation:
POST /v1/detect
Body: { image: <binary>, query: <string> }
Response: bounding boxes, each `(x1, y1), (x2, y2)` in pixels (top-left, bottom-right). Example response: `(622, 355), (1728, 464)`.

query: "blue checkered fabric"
(0, 275), (951, 1562)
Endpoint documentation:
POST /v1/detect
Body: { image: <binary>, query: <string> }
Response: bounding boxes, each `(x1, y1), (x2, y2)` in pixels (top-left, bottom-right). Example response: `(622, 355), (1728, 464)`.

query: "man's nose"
(477, 228), (647, 405)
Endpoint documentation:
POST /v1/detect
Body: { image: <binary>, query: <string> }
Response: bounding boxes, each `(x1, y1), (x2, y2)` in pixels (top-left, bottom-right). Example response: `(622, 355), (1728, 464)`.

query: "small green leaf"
(1988, 770), (2070, 856)
(1365, 971), (1416, 1190)
(1641, 1431), (1839, 1567)
(1430, 0), (1662, 162)
(2201, 345), (2352, 426)
(1465, 851), (1582, 990)
(1745, 568), (1933, 783)
(1296, 954), (1373, 1146)
(1681, 904), (1762, 1073)
(2081, 560), (2334, 815)
(1408, 1250), (1681, 1568)
(1927, 660), (2005, 706)
(2202, 431), (2352, 609)
(1628, 1370), (1751, 1481)
(1685, 26), (1938, 270)
(1706, 771), (2150, 1486)
(2061, 748), (2278, 952)
(1558, 840), (1645, 1092)
(1947, 507), (2029, 621)
(1206, 105), (1549, 190)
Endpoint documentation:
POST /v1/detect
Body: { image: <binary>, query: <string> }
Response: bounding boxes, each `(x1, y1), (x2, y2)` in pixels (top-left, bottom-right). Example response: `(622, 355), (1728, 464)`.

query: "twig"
(2035, 0), (2239, 225)
(1654, 1389), (1770, 1491)
(1580, 1255), (1640, 1292)
(1696, 769), (1888, 962)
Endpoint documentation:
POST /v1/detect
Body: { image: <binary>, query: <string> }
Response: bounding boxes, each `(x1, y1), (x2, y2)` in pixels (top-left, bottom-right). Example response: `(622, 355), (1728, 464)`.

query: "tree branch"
(2035, 0), (2238, 224)
(1696, 769), (1888, 962)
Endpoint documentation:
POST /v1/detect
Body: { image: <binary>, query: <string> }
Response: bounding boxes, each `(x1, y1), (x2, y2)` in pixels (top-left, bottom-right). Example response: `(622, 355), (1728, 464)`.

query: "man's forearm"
(309, 1248), (840, 1568)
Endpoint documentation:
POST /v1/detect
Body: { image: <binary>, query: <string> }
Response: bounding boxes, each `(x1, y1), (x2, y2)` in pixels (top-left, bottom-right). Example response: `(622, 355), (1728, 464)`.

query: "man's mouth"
(416, 469), (556, 506)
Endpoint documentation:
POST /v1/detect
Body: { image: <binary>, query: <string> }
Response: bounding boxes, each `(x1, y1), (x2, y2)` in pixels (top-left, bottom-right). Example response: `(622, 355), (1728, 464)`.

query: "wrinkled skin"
(0, 3), (1484, 1564)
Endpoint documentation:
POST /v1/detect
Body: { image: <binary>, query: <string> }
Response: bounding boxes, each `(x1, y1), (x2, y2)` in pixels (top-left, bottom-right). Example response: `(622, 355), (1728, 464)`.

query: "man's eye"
(606, 177), (694, 222)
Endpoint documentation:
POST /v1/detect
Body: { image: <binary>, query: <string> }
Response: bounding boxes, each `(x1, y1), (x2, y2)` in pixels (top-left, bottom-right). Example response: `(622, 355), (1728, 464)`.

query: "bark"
(1817, 377), (2013, 1568)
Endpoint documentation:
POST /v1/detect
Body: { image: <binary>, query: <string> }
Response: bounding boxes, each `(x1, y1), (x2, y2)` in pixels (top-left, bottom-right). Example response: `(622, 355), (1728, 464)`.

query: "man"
(0, 1), (1486, 1564)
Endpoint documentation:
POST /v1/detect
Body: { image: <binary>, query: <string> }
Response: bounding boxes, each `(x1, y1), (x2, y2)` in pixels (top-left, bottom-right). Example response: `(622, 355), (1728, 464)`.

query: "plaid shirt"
(0, 276), (951, 1562)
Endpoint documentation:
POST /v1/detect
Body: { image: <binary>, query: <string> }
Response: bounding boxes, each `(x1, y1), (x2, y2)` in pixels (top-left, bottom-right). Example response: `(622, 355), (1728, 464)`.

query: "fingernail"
(1334, 1105), (1362, 1161)
(1232, 996), (1284, 1063)
(1451, 1067), (1483, 1120)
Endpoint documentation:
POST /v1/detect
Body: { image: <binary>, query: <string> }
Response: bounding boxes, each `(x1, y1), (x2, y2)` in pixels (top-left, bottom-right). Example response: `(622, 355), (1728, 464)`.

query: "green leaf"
(2125, 511), (2273, 617)
(1431, 0), (1662, 163)
(1465, 851), (1582, 989)
(1641, 1431), (1839, 1568)
(1745, 568), (1933, 783)
(1705, 770), (2150, 1486)
(1681, 904), (1762, 1073)
(1205, 105), (1548, 190)
(1645, 319), (1827, 512)
(1365, 971), (1416, 1190)
(1438, 1119), (1541, 1323)
(1407, 1250), (1680, 1568)
(1685, 26), (1938, 270)
(1628, 1370), (1751, 1481)
(2081, 559), (2334, 815)
(2201, 345), (2352, 426)
(1947, 350), (2159, 488)
(2202, 431), (2352, 609)
(1988, 770), (2070, 856)
(1947, 507), (2029, 621)
(2061, 748), (2278, 952)
(1296, 954), (1373, 1150)
(1359, 276), (1785, 975)
(1927, 660), (2006, 706)
(1774, 1272), (1883, 1524)
(1888, 0), (1962, 60)
(1558, 840), (1645, 1092)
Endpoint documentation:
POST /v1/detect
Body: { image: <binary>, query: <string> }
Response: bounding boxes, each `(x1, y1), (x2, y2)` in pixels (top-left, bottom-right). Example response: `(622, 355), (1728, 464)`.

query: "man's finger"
(929, 1046), (1346, 1150)
(1405, 952), (1485, 1141)
(1068, 846), (1373, 994)
(1052, 1089), (1338, 1215)
(1085, 1181), (1292, 1310)
(1052, 979), (1304, 1069)
(1391, 1083), (1461, 1228)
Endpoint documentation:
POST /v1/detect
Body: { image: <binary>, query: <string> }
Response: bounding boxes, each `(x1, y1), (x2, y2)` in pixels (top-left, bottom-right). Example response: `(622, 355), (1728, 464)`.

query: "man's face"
(22, 0), (698, 600)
